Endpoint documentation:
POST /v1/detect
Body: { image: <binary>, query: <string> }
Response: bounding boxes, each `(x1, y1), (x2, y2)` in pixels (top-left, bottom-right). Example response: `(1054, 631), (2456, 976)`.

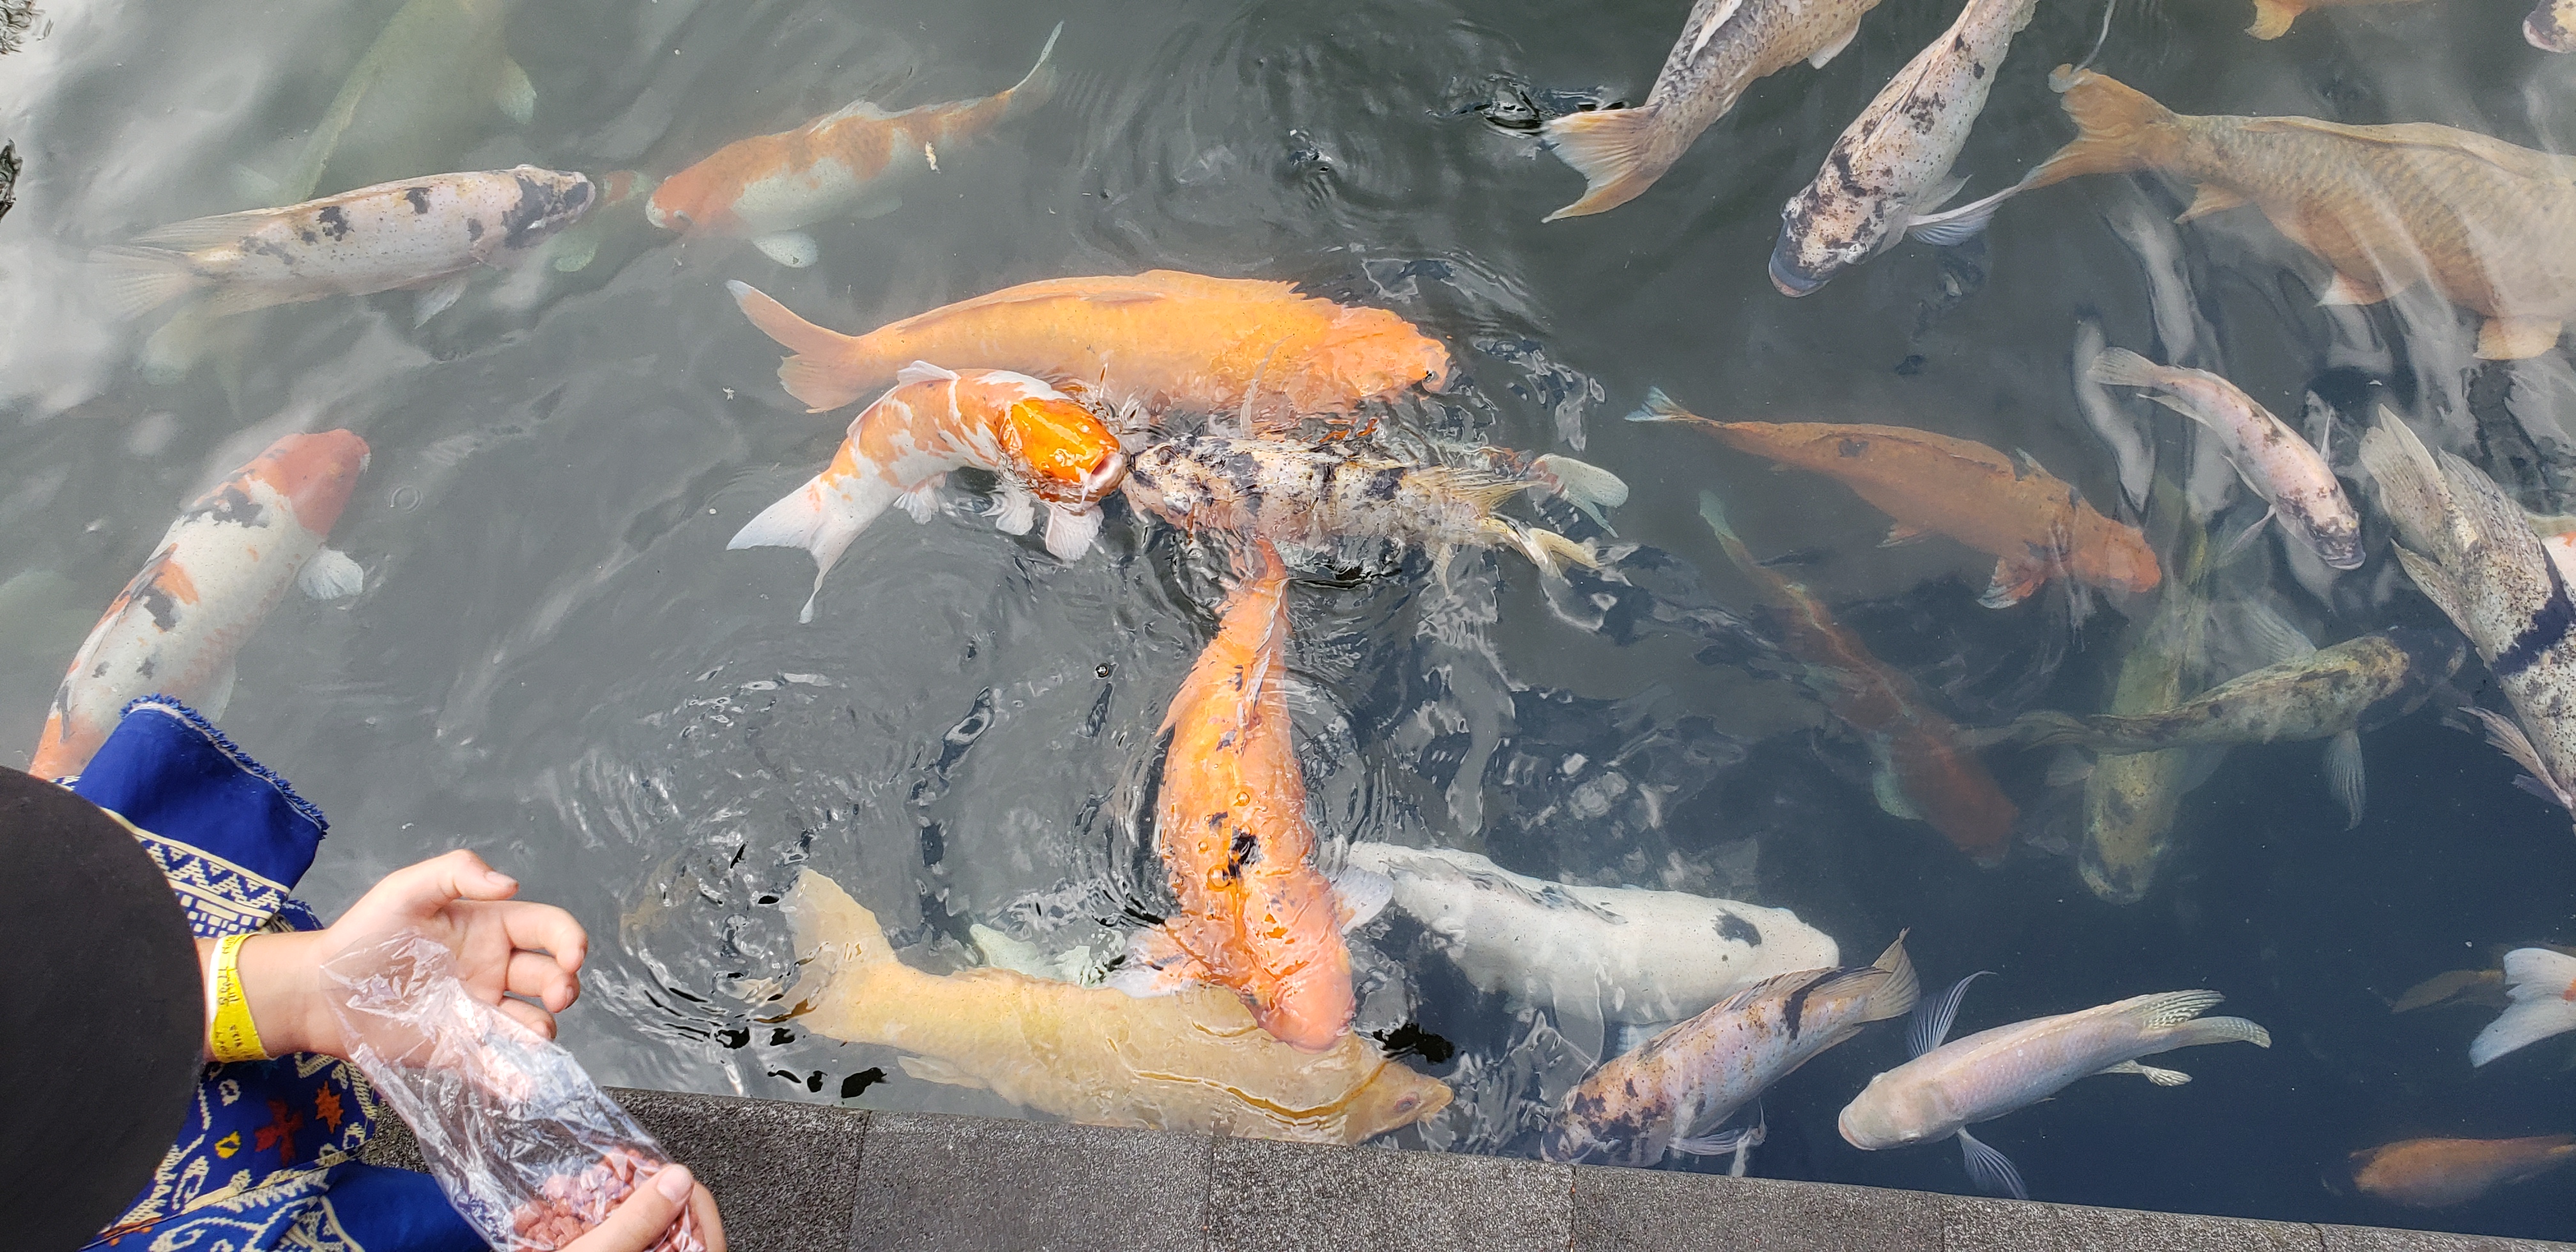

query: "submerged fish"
(1700, 492), (2017, 864)
(1120, 434), (1620, 577)
(2344, 1135), (2576, 1207)
(727, 272), (1450, 423)
(1839, 975), (2272, 1199)
(781, 869), (1450, 1142)
(2470, 947), (2576, 1065)
(648, 26), (1059, 268)
(2087, 347), (2361, 569)
(0, 139), (17, 225)
(727, 360), (1126, 622)
(1108, 543), (1363, 1053)
(1540, 0), (1888, 220)
(271, 0), (532, 205)
(2533, 0), (2576, 51)
(2015, 68), (2576, 360)
(2079, 510), (2216, 902)
(2015, 628), (2461, 753)
(1770, 0), (2040, 294)
(2358, 411), (2576, 816)
(1632, 390), (2160, 607)
(1341, 841), (1841, 1028)
(2244, 0), (2425, 39)
(29, 431), (369, 780)
(1547, 935), (1919, 1167)
(95, 165), (595, 324)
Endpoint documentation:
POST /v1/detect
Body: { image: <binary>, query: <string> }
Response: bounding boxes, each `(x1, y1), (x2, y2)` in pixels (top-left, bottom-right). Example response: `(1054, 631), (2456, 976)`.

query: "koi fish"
(270, 0), (533, 206)
(2014, 627), (2461, 754)
(2358, 411), (2576, 816)
(1700, 492), (2017, 864)
(1341, 841), (1841, 1028)
(1769, 0), (2040, 294)
(2077, 510), (2216, 901)
(726, 360), (1125, 623)
(1546, 935), (1918, 1167)
(94, 165), (595, 325)
(1839, 975), (2272, 1199)
(0, 140), (17, 225)
(781, 869), (1450, 1142)
(1541, 0), (1889, 220)
(2243, 0), (2424, 40)
(726, 271), (1450, 424)
(2343, 1135), (2576, 1207)
(1632, 390), (2160, 607)
(1106, 542), (1368, 1053)
(29, 431), (369, 779)
(2470, 947), (2576, 1065)
(647, 25), (1059, 268)
(1120, 434), (1619, 577)
(2533, 0), (2576, 50)
(2087, 348), (2361, 569)
(2012, 68), (2576, 360)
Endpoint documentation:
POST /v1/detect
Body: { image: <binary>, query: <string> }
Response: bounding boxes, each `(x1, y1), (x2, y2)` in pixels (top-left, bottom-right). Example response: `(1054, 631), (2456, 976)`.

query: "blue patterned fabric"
(77, 698), (485, 1252)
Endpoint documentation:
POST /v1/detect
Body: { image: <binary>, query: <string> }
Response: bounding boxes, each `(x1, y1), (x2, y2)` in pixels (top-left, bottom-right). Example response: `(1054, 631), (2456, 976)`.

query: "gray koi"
(2089, 347), (2363, 569)
(2016, 628), (2463, 752)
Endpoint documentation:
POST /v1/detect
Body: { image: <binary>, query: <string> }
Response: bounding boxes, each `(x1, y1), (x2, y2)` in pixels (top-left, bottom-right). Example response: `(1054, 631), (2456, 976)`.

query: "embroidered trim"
(118, 695), (330, 834)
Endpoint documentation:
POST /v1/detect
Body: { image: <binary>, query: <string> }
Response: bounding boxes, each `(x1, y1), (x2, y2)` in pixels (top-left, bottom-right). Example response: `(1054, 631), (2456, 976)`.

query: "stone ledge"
(357, 1091), (2571, 1251)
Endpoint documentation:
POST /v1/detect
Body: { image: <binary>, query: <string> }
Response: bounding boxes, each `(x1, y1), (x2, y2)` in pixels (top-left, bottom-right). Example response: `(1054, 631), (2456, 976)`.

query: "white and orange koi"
(647, 26), (1059, 268)
(29, 431), (371, 779)
(727, 360), (1125, 622)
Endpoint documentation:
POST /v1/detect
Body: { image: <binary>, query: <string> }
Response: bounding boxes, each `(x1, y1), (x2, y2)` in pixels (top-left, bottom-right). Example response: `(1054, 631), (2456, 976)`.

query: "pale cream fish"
(2088, 347), (2361, 570)
(1340, 842), (1839, 1029)
(2469, 947), (2576, 1066)
(95, 165), (595, 326)
(1838, 974), (2271, 1198)
(1770, 0), (2041, 294)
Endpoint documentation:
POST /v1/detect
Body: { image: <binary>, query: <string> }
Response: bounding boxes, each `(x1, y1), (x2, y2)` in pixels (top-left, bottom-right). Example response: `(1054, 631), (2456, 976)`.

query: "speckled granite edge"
(353, 1090), (2571, 1252)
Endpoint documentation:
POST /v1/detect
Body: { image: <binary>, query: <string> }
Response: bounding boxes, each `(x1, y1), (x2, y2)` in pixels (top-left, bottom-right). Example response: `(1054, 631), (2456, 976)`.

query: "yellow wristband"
(208, 933), (270, 1064)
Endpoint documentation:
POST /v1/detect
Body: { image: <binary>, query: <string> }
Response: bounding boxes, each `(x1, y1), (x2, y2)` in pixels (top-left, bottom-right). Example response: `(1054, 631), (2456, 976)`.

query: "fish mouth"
(2529, 3), (2574, 50)
(1035, 449), (1130, 507)
(1768, 247), (1827, 298)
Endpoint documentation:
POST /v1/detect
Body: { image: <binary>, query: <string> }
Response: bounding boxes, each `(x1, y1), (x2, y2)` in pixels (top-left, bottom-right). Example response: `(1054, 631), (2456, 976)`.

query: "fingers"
(506, 947), (583, 1013)
(358, 848), (522, 923)
(495, 899), (590, 976)
(493, 995), (559, 1041)
(687, 1177), (727, 1252)
(560, 1164), (694, 1252)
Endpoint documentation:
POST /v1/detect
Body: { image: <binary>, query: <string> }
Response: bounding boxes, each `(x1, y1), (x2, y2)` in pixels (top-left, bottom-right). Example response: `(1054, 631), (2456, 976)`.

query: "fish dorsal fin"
(815, 98), (901, 126)
(896, 360), (962, 385)
(878, 275), (1210, 335)
(2132, 988), (2226, 1029)
(1689, 0), (1749, 56)
(1910, 970), (1994, 1056)
(2235, 118), (2576, 184)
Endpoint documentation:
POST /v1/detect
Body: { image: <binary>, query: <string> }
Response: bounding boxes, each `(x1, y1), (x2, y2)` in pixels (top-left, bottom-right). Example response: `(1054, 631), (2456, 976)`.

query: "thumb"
(358, 849), (521, 920)
(564, 1165), (694, 1252)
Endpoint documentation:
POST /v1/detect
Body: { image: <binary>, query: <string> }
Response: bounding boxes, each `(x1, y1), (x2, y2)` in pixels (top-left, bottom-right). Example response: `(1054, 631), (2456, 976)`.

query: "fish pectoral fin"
(2318, 269), (2393, 307)
(988, 484), (1038, 535)
(2213, 506), (2276, 565)
(1978, 556), (2048, 609)
(894, 1055), (988, 1090)
(1807, 20), (1862, 68)
(895, 482), (943, 524)
(1956, 1127), (2029, 1200)
(2174, 183), (2248, 224)
(413, 275), (471, 326)
(2460, 706), (2576, 813)
(2478, 316), (2564, 360)
(1042, 503), (1104, 560)
(1672, 1123), (1765, 1158)
(298, 547), (366, 600)
(1909, 971), (1995, 1057)
(751, 231), (821, 268)
(1330, 866), (1395, 931)
(495, 56), (538, 125)
(2098, 1059), (2192, 1086)
(1871, 766), (1924, 821)
(201, 660), (238, 722)
(2324, 730), (2367, 830)
(1101, 926), (1209, 998)
(1880, 521), (1933, 547)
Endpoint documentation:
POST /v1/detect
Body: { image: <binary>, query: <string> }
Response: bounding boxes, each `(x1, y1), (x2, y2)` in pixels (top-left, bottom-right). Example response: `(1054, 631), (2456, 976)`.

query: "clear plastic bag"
(323, 931), (704, 1252)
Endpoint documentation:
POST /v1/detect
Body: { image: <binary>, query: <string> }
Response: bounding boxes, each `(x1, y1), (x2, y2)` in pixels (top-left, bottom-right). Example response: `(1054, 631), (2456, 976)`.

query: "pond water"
(6, 0), (2575, 1241)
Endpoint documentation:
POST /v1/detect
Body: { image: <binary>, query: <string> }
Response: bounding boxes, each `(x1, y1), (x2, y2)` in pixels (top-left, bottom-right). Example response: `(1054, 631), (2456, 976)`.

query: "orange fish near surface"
(31, 431), (370, 779)
(2013, 67), (2576, 360)
(1108, 542), (1360, 1053)
(647, 27), (1059, 269)
(1698, 493), (2016, 865)
(1634, 390), (2159, 607)
(2344, 1134), (2576, 1207)
(727, 270), (1451, 427)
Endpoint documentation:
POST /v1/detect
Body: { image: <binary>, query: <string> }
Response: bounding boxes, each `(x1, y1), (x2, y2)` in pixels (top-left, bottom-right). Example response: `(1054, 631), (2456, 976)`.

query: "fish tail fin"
(1003, 22), (1064, 114)
(2472, 948), (2576, 1065)
(727, 280), (874, 412)
(2027, 67), (2179, 190)
(1541, 106), (1674, 221)
(2084, 346), (2165, 390)
(2011, 710), (2094, 748)
(780, 870), (901, 1041)
(2244, 0), (2299, 38)
(1862, 932), (1923, 1023)
(728, 469), (900, 623)
(2165, 1014), (2274, 1050)
(89, 247), (203, 319)
(1626, 387), (1715, 428)
(1483, 517), (1596, 576)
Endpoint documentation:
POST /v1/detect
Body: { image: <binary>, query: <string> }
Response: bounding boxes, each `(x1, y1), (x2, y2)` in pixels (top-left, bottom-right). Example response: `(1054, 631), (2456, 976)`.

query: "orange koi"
(2344, 1134), (2576, 1207)
(31, 431), (370, 779)
(1698, 492), (2016, 865)
(647, 26), (1058, 268)
(1108, 542), (1361, 1053)
(726, 359), (1124, 622)
(726, 270), (1450, 425)
(1634, 390), (2160, 607)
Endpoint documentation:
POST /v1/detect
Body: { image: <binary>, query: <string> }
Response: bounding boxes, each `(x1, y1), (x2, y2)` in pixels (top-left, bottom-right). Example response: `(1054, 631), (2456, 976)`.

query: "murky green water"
(6, 0), (2575, 1239)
